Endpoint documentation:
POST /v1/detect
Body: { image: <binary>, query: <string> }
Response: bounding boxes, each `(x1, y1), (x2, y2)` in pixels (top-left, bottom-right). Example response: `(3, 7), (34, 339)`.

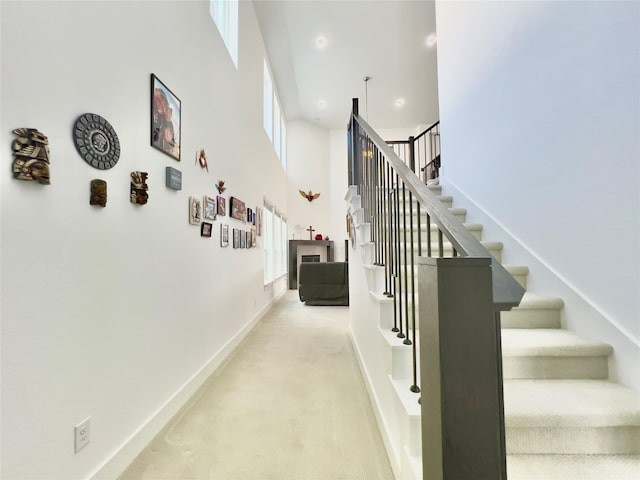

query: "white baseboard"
(89, 290), (285, 480)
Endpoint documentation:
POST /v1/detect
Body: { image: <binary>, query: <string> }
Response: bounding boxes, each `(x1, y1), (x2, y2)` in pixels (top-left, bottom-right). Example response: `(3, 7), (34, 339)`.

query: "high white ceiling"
(253, 0), (439, 131)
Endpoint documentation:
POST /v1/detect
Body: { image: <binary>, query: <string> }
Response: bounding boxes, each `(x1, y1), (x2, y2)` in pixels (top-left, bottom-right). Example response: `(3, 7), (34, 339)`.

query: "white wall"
(435, 1), (639, 386)
(286, 120), (332, 241)
(0, 1), (288, 478)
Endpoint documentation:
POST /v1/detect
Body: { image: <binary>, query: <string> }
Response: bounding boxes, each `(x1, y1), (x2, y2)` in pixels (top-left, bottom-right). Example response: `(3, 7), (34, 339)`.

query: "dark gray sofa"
(298, 262), (349, 306)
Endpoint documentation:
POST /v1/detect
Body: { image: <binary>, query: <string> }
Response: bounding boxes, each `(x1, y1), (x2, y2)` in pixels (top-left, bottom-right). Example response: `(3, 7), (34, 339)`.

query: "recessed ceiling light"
(316, 36), (328, 49)
(394, 98), (405, 108)
(318, 100), (327, 108)
(426, 33), (437, 48)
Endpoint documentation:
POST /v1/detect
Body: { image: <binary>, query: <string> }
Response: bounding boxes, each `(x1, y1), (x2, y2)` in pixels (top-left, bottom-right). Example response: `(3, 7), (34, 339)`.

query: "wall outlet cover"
(74, 417), (91, 453)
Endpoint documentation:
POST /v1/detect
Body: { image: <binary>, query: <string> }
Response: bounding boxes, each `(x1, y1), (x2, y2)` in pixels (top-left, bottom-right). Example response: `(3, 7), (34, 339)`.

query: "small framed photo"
(189, 197), (201, 225)
(203, 196), (216, 221)
(240, 230), (246, 248)
(252, 212), (256, 226)
(247, 207), (252, 223)
(230, 197), (246, 221)
(151, 74), (181, 161)
(221, 224), (229, 247)
(201, 222), (212, 237)
(251, 226), (257, 247)
(233, 229), (240, 248)
(216, 195), (226, 216)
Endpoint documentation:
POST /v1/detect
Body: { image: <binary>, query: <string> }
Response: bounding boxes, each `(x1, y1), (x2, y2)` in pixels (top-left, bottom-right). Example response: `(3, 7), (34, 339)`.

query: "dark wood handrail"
(386, 121), (440, 145)
(353, 113), (524, 311)
(414, 120), (440, 143)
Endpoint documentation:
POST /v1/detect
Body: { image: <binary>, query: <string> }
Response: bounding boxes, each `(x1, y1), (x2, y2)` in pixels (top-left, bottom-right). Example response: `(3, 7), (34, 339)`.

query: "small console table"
(288, 240), (334, 289)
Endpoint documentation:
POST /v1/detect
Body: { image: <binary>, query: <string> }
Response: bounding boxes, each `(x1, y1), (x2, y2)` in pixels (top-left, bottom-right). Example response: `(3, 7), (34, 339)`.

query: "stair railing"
(387, 121), (441, 185)
(347, 98), (524, 479)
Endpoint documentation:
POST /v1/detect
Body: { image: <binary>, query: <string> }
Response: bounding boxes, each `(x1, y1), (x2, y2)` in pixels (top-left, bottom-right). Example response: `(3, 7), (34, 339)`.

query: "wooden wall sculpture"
(11, 128), (51, 184)
(130, 171), (149, 204)
(90, 179), (107, 207)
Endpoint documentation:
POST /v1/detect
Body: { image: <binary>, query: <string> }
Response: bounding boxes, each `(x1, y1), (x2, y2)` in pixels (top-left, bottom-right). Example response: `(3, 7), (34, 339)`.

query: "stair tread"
(369, 291), (394, 304)
(378, 326), (414, 349)
(389, 375), (421, 418)
(391, 240), (502, 249)
(502, 329), (614, 357)
(515, 292), (565, 310)
(504, 379), (640, 427)
(507, 454), (640, 480)
(363, 264), (385, 271)
(397, 222), (482, 231)
(504, 265), (530, 275)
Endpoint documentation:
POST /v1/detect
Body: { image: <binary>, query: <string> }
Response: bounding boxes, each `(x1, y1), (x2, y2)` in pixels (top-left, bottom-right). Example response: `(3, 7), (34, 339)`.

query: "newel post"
(408, 135), (416, 174)
(418, 257), (507, 480)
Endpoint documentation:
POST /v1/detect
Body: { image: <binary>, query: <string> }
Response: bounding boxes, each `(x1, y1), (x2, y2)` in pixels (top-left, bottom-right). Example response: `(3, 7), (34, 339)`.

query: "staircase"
(346, 183), (640, 480)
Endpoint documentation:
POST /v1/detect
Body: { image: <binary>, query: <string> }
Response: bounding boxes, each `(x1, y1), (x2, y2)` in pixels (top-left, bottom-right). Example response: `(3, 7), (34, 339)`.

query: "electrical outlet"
(74, 417), (91, 453)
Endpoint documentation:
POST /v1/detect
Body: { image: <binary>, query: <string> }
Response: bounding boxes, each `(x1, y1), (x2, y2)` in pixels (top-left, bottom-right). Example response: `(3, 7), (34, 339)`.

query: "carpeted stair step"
(501, 293), (564, 328)
(504, 379), (640, 454)
(381, 206), (467, 223)
(506, 453), (640, 480)
(395, 194), (453, 209)
(504, 265), (529, 289)
(395, 240), (503, 262)
(427, 184), (442, 195)
(502, 329), (613, 379)
(396, 222), (483, 241)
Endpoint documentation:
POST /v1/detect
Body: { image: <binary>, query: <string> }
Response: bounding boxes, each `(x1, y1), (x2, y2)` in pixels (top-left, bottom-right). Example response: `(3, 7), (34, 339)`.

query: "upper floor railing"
(387, 122), (440, 185)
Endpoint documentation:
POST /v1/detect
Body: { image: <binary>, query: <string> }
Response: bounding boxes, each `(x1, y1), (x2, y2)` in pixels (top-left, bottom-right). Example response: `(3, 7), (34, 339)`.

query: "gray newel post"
(418, 256), (507, 480)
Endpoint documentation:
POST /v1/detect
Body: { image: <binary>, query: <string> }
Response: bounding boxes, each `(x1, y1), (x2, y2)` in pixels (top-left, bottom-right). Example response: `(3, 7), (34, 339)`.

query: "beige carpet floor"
(120, 291), (394, 480)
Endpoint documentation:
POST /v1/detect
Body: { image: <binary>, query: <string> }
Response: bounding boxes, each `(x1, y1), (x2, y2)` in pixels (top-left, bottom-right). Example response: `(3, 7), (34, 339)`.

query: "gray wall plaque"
(165, 166), (182, 190)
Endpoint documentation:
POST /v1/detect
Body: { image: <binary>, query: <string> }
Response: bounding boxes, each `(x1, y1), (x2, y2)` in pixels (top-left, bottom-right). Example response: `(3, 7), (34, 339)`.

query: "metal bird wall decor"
(216, 180), (226, 194)
(299, 190), (320, 202)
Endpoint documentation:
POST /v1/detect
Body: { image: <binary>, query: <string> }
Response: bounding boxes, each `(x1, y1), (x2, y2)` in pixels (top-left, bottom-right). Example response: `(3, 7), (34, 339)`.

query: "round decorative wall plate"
(73, 113), (121, 170)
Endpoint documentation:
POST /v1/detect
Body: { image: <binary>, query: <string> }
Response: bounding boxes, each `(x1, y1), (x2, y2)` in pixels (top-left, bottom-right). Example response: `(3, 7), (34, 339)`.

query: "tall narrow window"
(263, 200), (287, 285)
(263, 58), (287, 170)
(263, 205), (273, 285)
(280, 216), (287, 275)
(210, 0), (239, 68)
(274, 212), (282, 277)
(280, 118), (287, 170)
(273, 99), (281, 158)
(263, 60), (273, 141)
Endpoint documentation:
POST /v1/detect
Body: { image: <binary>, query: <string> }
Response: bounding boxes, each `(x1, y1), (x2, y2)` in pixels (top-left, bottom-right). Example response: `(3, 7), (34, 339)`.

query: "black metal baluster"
(438, 229), (444, 258)
(372, 148), (378, 265)
(404, 190), (413, 344)
(409, 195), (420, 393)
(361, 137), (367, 228)
(383, 159), (390, 296)
(377, 150), (383, 267)
(400, 181), (408, 340)
(390, 184), (399, 332)
(367, 140), (373, 248)
(395, 173), (403, 337)
(417, 203), (422, 257)
(427, 214), (432, 257)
